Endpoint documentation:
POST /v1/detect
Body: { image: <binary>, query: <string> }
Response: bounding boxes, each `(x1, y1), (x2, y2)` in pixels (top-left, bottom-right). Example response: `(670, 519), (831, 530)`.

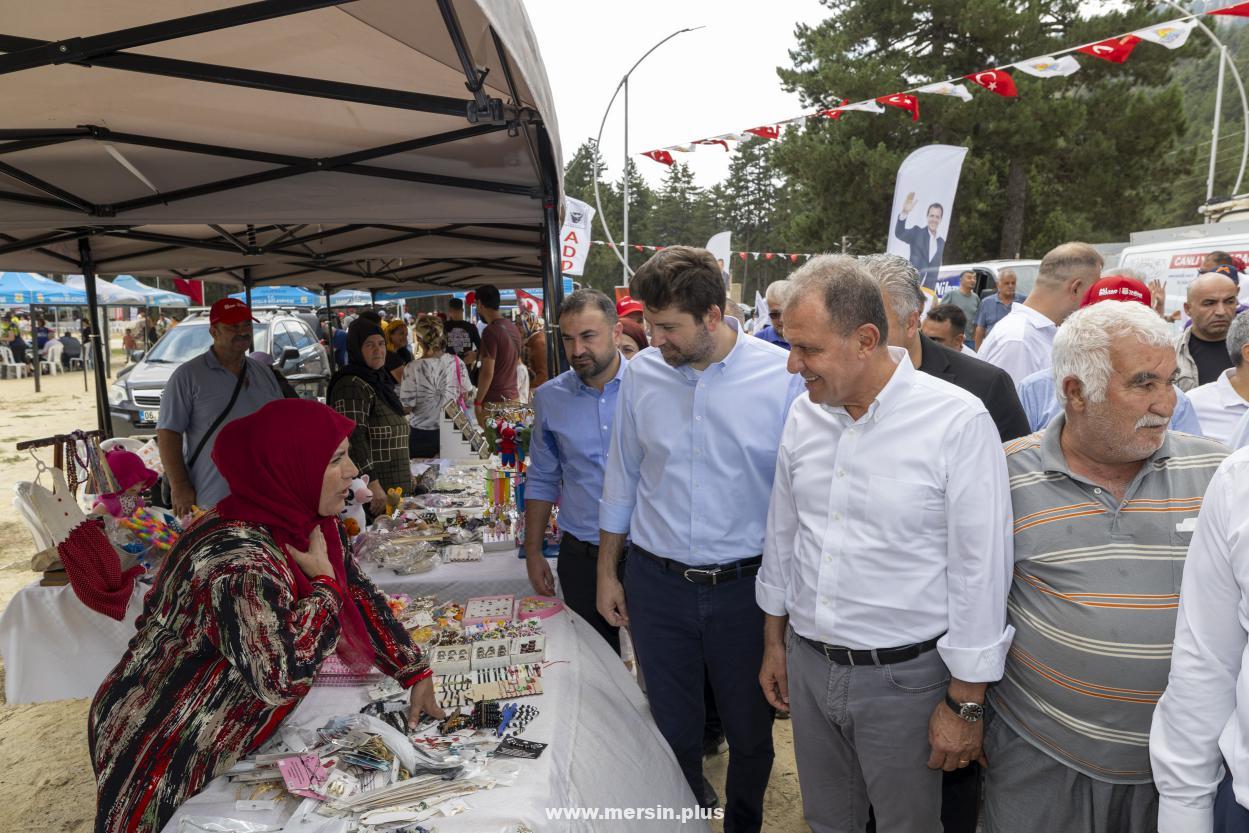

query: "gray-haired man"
(983, 301), (1227, 833)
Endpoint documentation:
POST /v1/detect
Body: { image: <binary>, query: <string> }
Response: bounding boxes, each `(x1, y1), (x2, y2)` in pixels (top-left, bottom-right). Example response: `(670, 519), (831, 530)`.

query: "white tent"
(0, 0), (566, 429)
(64, 275), (146, 305)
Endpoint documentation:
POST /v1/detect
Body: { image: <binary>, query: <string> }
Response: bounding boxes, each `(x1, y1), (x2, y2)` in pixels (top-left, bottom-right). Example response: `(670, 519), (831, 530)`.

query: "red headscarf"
(212, 399), (374, 671)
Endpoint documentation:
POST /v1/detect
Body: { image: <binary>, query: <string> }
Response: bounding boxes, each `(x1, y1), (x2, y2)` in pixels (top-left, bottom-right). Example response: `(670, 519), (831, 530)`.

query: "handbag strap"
(187, 361), (248, 469)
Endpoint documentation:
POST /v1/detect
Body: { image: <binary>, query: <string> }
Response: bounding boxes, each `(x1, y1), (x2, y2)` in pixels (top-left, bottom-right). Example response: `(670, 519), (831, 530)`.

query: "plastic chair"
(0, 345), (28, 379)
(39, 343), (63, 375)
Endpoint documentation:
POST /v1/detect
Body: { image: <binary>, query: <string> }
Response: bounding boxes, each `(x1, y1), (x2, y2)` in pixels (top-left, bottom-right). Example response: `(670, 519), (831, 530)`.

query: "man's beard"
(572, 349), (614, 382)
(659, 324), (715, 367)
(1084, 403), (1168, 462)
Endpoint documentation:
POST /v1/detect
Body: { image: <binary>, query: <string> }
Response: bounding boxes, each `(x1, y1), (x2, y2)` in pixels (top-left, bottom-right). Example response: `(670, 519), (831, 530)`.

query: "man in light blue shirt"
(596, 246), (804, 831)
(1017, 367), (1202, 435)
(523, 289), (628, 653)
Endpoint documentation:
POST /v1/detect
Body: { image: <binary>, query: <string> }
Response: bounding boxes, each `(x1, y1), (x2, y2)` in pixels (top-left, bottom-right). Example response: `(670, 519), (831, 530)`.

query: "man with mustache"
(1175, 272), (1241, 391)
(981, 301), (1228, 833)
(597, 246), (803, 831)
(523, 290), (626, 652)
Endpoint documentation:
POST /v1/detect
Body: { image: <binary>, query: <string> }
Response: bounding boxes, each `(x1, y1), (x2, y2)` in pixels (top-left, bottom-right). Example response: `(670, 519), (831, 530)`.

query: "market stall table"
(162, 609), (707, 833)
(364, 550), (535, 602)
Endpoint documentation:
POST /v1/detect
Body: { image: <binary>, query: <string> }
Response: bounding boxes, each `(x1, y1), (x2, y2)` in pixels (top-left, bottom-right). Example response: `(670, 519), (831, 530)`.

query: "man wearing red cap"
(616, 295), (645, 325)
(1014, 275), (1203, 435)
(157, 298), (284, 516)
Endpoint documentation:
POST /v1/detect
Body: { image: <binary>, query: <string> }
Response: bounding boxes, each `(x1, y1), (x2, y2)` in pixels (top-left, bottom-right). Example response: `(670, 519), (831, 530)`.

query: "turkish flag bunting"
(821, 98), (850, 120)
(877, 93), (920, 122)
(738, 252), (748, 261)
(1209, 1), (1249, 16)
(634, 245), (644, 252)
(1078, 35), (1142, 64)
(746, 125), (780, 140)
(765, 253), (776, 261)
(965, 69), (1019, 98)
(642, 150), (675, 165)
(695, 139), (730, 151)
(790, 254), (800, 263)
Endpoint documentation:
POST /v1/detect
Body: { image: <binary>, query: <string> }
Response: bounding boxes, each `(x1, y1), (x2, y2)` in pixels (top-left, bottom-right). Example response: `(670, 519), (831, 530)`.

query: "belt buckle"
(682, 567), (718, 585)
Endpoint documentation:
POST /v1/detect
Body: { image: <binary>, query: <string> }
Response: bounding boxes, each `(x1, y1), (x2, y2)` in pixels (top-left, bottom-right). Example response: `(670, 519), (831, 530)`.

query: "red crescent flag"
(965, 69), (1019, 98)
(877, 93), (920, 122)
(790, 254), (800, 263)
(746, 125), (780, 140)
(695, 139), (730, 151)
(821, 98), (850, 120)
(1077, 35), (1142, 64)
(1209, 1), (1249, 15)
(516, 289), (543, 316)
(738, 252), (748, 261)
(642, 150), (675, 166)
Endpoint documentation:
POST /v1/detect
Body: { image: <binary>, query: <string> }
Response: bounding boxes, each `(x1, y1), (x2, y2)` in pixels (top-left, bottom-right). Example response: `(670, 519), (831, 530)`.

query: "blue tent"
(374, 277), (575, 303)
(113, 275), (191, 308)
(328, 289), (371, 306)
(229, 285), (321, 307)
(0, 272), (88, 306)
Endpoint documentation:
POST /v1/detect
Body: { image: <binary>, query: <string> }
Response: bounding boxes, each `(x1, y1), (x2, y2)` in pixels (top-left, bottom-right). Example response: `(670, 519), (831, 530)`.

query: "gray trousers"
(982, 711), (1158, 833)
(787, 629), (948, 833)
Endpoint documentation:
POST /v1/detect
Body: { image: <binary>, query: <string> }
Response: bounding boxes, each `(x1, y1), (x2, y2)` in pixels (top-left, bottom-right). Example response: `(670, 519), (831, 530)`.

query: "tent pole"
(30, 302), (40, 393)
(79, 238), (111, 436)
(324, 288), (336, 372)
(243, 268), (254, 352)
(536, 122), (566, 375)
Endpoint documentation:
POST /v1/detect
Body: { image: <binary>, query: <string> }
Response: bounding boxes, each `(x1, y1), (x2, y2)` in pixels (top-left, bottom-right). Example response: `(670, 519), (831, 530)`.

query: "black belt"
(799, 633), (942, 666)
(634, 547), (762, 585)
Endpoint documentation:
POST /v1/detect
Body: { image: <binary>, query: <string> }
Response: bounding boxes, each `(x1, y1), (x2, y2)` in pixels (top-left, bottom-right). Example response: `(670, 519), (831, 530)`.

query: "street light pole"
(593, 26), (704, 281)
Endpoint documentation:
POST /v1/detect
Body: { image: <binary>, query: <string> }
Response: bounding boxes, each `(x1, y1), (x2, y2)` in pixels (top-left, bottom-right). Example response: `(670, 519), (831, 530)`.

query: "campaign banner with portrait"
(559, 197), (595, 276)
(886, 144), (969, 290)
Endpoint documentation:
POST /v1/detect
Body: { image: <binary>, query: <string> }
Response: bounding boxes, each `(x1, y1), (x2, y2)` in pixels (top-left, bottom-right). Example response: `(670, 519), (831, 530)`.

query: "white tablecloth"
(163, 610), (706, 833)
(364, 550), (534, 603)
(0, 580), (144, 704)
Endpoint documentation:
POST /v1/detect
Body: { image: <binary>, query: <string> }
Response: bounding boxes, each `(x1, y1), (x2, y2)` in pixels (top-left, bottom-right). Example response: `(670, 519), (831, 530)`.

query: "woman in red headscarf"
(88, 399), (442, 833)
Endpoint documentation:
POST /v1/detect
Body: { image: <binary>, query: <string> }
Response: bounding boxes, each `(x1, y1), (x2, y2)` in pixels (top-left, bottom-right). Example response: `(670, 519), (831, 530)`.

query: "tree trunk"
(999, 157), (1028, 259)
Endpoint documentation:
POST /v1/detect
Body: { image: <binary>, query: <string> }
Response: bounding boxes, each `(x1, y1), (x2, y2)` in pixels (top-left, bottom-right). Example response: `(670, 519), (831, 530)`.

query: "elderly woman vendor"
(88, 399), (442, 833)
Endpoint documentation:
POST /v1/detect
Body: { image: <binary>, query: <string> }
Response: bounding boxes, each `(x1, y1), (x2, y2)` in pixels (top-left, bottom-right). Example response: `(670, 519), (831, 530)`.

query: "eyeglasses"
(768, 311), (782, 319)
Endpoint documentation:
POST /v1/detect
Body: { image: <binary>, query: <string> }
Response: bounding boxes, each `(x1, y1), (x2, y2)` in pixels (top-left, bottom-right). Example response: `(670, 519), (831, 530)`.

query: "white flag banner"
(666, 143), (697, 152)
(754, 291), (769, 332)
(886, 144), (970, 291)
(1134, 19), (1197, 50)
(559, 197), (595, 276)
(1013, 55), (1081, 78)
(916, 81), (974, 102)
(837, 99), (886, 114)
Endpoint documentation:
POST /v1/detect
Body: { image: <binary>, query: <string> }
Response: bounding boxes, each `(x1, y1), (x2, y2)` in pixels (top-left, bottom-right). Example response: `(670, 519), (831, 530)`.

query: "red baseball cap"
(616, 295), (644, 317)
(1080, 276), (1152, 309)
(210, 298), (258, 325)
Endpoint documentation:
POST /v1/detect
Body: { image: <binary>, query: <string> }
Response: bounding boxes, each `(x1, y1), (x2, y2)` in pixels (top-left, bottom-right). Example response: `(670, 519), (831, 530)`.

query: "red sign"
(1169, 250), (1249, 269)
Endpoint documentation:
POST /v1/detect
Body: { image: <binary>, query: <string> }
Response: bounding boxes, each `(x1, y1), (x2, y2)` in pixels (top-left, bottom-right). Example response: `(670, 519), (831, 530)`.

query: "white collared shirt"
(756, 346), (1015, 682)
(1151, 448), (1249, 832)
(978, 302), (1059, 385)
(928, 230), (939, 262)
(960, 343), (979, 357)
(1230, 409), (1249, 450)
(1186, 368), (1249, 446)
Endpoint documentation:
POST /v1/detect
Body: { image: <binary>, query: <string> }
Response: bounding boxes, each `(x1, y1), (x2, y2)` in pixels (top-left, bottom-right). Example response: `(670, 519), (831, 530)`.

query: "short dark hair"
(1210, 250), (1236, 267)
(927, 203), (944, 216)
(789, 254), (889, 342)
(926, 303), (968, 333)
(558, 289), (616, 324)
(475, 284), (502, 311)
(629, 246), (726, 319)
(448, 297), (464, 311)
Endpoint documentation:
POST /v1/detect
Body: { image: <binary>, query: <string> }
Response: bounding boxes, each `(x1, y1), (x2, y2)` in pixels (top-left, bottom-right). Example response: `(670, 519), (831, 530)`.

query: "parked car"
(107, 310), (329, 438)
(931, 259), (1043, 300)
(1115, 225), (1249, 321)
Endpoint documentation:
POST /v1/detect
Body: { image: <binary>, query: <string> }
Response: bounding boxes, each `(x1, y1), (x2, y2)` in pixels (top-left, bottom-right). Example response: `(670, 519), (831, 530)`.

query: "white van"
(1116, 223), (1249, 317)
(932, 259), (1043, 300)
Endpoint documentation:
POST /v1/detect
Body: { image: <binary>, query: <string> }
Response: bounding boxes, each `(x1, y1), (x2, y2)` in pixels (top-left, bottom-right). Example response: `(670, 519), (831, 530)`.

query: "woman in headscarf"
(617, 317), (648, 361)
(328, 316), (411, 515)
(399, 316), (471, 458)
(383, 318), (414, 384)
(88, 399), (442, 833)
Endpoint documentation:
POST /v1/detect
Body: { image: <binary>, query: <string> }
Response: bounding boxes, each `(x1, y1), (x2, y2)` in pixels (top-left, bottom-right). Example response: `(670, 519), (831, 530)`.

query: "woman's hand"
(285, 526), (335, 580)
(368, 480), (387, 516)
(407, 676), (445, 726)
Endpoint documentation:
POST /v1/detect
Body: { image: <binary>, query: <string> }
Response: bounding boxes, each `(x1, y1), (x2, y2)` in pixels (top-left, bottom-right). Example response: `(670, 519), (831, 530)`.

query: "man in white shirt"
(1186, 312), (1249, 446)
(979, 242), (1102, 384)
(1150, 446), (1249, 831)
(757, 254), (1014, 833)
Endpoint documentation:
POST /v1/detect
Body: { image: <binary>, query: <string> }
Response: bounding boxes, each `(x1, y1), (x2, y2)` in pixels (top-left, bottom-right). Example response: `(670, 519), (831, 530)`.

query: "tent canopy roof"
(0, 0), (563, 292)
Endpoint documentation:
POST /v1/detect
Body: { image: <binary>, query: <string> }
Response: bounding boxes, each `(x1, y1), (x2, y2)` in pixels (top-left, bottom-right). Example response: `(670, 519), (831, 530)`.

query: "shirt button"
(695, 416), (703, 422)
(824, 556), (831, 563)
(833, 512), (842, 521)
(602, 425), (608, 430)
(1093, 487), (1102, 495)
(836, 469), (846, 478)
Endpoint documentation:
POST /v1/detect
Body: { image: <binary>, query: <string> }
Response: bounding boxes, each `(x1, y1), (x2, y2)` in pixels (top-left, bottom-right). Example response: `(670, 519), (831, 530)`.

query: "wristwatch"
(945, 694), (985, 723)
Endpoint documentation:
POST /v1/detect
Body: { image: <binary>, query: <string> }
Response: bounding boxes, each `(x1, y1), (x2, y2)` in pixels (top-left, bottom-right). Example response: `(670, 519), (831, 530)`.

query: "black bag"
(153, 363), (248, 509)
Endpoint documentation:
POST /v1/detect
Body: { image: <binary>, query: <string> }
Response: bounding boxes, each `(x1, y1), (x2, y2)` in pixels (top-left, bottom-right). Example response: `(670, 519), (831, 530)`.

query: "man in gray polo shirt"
(983, 301), (1228, 833)
(157, 298), (283, 516)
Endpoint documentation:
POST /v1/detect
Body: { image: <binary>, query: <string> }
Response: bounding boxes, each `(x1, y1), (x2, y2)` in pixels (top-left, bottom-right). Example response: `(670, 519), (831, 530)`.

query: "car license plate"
(140, 410), (159, 424)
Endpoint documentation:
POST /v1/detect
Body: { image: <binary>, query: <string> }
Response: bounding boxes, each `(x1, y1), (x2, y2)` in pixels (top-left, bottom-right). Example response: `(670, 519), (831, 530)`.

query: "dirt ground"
(0, 366), (808, 833)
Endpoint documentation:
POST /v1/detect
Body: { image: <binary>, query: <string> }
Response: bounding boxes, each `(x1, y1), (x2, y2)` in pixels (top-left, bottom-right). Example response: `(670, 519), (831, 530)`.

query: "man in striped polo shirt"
(983, 301), (1228, 833)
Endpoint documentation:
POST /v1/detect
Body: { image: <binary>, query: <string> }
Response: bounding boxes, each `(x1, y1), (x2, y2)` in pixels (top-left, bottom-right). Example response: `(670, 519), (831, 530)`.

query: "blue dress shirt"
(600, 320), (805, 565)
(755, 324), (790, 350)
(1016, 368), (1203, 435)
(524, 355), (628, 544)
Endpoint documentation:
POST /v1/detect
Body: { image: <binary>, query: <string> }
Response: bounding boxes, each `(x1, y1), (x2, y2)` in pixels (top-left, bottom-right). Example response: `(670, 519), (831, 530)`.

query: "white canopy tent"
(0, 0), (566, 431)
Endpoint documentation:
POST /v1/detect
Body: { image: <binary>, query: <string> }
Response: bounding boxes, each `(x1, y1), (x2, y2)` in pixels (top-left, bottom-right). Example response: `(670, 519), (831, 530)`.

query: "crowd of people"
(80, 239), (1249, 833)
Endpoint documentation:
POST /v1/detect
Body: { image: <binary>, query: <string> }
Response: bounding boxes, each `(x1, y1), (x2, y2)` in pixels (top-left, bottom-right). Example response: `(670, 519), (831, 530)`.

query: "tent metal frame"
(0, 0), (568, 434)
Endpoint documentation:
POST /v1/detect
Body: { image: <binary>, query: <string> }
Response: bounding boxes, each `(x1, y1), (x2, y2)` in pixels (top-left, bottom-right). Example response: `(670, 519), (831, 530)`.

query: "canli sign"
(1169, 251), (1249, 269)
(559, 197), (595, 276)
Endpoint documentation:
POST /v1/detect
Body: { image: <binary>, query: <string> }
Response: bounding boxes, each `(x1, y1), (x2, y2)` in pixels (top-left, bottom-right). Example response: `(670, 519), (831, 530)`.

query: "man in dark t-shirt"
(444, 297), (481, 383)
(473, 284), (522, 422)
